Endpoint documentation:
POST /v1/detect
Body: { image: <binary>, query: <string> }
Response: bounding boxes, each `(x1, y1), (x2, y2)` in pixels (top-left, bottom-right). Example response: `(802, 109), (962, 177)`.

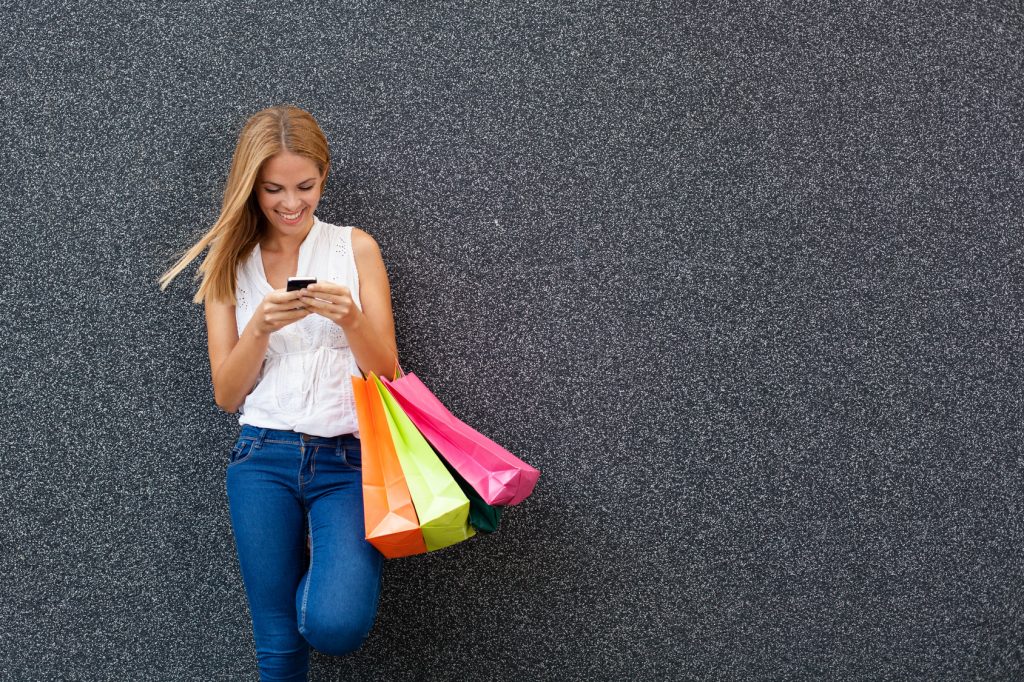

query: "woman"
(159, 104), (397, 680)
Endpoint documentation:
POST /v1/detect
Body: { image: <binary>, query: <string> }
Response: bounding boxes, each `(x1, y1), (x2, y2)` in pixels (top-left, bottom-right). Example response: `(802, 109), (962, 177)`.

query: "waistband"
(238, 424), (359, 447)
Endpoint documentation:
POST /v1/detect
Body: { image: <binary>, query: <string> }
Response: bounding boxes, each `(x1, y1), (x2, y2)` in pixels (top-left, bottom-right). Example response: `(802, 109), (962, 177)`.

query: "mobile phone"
(287, 277), (317, 292)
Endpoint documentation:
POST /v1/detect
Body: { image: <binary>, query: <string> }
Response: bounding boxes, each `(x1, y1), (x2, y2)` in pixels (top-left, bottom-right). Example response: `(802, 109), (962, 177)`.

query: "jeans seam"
(227, 439), (255, 467)
(299, 510), (313, 634)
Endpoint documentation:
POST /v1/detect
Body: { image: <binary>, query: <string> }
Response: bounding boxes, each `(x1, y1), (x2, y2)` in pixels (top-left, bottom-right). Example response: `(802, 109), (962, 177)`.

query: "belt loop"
(256, 428), (268, 449)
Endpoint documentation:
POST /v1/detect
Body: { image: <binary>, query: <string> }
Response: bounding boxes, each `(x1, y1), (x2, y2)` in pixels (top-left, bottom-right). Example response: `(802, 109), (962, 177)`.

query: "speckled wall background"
(1, 1), (1022, 680)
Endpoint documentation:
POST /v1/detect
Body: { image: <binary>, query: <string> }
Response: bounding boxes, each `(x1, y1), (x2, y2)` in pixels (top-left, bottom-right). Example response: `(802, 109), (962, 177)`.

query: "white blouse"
(234, 216), (363, 437)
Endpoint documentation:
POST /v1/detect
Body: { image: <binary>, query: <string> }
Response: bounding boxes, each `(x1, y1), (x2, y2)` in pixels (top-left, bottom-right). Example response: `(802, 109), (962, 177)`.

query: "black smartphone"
(286, 276), (317, 292)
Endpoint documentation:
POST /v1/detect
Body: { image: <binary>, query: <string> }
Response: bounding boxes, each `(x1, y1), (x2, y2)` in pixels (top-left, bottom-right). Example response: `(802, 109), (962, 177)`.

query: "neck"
(261, 215), (316, 252)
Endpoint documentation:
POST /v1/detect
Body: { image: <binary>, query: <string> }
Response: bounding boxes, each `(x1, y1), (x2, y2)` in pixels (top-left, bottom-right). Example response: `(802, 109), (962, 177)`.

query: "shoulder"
(354, 227), (382, 250)
(316, 217), (383, 269)
(348, 227), (389, 284)
(350, 227), (381, 257)
(317, 219), (380, 256)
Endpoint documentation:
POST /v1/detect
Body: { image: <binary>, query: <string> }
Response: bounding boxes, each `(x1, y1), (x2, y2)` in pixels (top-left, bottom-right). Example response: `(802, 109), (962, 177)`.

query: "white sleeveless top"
(234, 216), (362, 437)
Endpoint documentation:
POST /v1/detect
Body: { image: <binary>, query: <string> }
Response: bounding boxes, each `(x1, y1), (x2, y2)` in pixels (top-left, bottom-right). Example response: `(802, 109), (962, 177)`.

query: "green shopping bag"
(371, 374), (475, 551)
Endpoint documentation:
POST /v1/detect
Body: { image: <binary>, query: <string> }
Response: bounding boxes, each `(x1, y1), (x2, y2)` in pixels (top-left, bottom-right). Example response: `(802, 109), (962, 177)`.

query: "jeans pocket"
(228, 438), (256, 467)
(338, 444), (362, 471)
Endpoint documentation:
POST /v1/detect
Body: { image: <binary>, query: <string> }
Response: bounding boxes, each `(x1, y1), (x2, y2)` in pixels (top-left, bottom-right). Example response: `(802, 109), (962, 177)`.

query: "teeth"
(280, 209), (303, 220)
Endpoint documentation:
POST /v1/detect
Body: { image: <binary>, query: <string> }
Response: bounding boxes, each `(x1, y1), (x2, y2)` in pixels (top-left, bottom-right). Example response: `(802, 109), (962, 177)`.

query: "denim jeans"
(226, 425), (383, 681)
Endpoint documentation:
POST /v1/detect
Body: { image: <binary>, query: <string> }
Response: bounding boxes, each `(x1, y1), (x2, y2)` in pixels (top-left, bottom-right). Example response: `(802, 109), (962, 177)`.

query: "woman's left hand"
(299, 281), (361, 330)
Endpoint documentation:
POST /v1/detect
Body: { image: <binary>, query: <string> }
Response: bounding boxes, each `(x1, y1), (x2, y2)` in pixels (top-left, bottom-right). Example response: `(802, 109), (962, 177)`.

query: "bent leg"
(297, 471), (383, 657)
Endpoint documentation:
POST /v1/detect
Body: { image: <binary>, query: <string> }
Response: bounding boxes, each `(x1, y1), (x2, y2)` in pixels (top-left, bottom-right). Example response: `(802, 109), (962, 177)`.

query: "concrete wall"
(2, 1), (1021, 679)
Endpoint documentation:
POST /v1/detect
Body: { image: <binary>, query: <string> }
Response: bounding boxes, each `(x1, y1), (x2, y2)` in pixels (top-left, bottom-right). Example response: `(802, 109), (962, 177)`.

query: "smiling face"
(254, 151), (325, 237)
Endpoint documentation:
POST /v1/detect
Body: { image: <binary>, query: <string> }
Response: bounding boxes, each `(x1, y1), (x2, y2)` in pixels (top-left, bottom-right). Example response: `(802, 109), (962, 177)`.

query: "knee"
(300, 610), (374, 656)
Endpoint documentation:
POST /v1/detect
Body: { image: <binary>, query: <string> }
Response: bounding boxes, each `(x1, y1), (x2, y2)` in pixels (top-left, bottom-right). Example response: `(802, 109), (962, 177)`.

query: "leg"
(296, 450), (383, 657)
(227, 451), (310, 681)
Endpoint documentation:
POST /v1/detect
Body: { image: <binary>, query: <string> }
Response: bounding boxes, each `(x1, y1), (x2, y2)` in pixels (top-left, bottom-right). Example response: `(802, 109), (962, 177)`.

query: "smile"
(278, 208), (304, 222)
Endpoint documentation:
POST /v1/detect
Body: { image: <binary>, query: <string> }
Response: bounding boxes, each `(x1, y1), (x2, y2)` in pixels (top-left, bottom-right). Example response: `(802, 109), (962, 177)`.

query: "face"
(254, 151), (325, 236)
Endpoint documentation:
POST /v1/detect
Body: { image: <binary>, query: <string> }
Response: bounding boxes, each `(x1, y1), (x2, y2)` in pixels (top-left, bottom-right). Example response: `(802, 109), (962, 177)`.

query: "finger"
(300, 297), (332, 311)
(303, 298), (350, 317)
(270, 296), (309, 309)
(266, 305), (305, 317)
(302, 290), (347, 305)
(270, 290), (306, 303)
(266, 307), (309, 323)
(308, 282), (349, 296)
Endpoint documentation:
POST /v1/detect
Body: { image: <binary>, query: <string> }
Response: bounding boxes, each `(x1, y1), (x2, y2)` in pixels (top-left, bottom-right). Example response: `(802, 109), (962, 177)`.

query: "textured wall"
(2, 1), (1022, 680)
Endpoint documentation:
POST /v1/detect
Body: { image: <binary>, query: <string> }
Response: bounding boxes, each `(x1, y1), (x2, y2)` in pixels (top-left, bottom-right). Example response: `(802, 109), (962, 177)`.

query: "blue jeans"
(226, 425), (383, 681)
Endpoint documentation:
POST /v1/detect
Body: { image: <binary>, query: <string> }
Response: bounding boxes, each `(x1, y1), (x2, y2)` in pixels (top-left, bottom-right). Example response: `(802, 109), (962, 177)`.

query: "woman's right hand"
(250, 288), (311, 336)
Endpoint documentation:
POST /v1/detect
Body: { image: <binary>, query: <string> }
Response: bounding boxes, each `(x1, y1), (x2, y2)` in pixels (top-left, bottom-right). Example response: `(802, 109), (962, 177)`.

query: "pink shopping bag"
(381, 373), (539, 505)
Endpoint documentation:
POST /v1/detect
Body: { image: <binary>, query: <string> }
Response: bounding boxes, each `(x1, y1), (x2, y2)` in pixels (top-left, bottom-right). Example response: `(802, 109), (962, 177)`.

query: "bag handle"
(356, 356), (403, 382)
(356, 355), (405, 382)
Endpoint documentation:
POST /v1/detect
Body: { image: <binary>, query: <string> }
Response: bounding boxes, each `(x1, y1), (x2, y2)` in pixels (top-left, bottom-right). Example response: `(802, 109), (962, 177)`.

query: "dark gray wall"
(2, 1), (1022, 680)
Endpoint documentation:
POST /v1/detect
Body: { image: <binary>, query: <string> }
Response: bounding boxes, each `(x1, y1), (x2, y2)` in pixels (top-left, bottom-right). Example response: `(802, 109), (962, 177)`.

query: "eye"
(263, 185), (313, 193)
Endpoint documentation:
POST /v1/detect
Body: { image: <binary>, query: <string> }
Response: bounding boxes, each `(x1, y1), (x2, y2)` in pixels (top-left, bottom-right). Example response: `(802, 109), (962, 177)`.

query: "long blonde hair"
(158, 105), (331, 304)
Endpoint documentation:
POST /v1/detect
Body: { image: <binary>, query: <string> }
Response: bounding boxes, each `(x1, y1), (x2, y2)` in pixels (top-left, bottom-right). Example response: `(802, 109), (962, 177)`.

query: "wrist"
(245, 319), (271, 341)
(341, 309), (365, 332)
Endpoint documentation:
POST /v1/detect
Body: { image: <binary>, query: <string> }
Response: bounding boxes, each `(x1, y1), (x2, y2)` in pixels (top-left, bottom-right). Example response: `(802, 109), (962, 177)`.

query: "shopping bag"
(438, 455), (503, 533)
(351, 375), (427, 559)
(371, 374), (475, 551)
(381, 373), (539, 505)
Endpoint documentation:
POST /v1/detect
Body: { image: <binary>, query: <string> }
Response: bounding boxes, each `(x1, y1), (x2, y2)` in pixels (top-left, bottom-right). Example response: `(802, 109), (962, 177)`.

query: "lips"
(277, 207), (305, 224)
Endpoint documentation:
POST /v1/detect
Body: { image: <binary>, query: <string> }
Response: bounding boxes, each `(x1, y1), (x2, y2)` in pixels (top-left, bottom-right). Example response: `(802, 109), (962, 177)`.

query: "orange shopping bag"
(352, 375), (427, 558)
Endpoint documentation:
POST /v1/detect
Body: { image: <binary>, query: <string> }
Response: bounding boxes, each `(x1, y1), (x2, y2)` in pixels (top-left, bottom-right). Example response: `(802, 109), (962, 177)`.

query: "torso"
(233, 215), (364, 437)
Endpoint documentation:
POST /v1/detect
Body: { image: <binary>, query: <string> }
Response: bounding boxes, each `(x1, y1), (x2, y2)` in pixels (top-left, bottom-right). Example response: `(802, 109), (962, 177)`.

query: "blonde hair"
(158, 105), (331, 304)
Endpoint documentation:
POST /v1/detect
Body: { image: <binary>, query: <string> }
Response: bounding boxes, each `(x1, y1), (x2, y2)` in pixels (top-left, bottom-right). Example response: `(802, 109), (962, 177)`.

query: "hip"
(227, 425), (363, 473)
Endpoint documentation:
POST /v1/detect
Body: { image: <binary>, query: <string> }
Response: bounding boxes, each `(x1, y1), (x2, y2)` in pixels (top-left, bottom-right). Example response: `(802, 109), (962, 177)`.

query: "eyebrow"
(261, 177), (317, 187)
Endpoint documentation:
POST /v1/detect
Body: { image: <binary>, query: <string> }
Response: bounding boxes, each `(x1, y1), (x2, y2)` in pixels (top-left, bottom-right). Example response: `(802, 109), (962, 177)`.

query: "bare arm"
(345, 228), (400, 377)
